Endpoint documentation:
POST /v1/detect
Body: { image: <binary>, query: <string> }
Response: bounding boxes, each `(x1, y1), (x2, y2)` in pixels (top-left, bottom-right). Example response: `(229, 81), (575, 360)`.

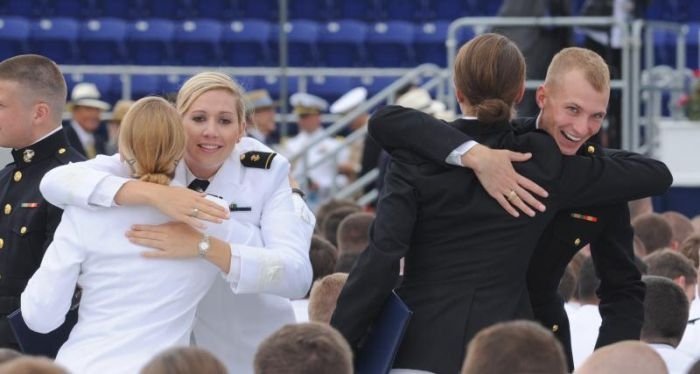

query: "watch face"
(198, 241), (210, 251)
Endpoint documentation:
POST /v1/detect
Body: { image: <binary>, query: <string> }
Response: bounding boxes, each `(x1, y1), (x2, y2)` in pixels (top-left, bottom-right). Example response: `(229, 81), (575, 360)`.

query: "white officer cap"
(330, 87), (368, 114)
(290, 92), (328, 115)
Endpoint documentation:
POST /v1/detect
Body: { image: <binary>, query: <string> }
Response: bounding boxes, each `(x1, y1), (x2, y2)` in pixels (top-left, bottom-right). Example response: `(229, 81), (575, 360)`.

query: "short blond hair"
(119, 96), (185, 185)
(545, 47), (610, 93)
(308, 272), (348, 323)
(176, 72), (246, 126)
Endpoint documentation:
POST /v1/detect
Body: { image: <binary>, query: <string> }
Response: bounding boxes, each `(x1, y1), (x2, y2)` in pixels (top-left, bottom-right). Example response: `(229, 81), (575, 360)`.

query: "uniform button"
(20, 226), (27, 235)
(3, 204), (10, 215)
(58, 148), (66, 154)
(587, 145), (595, 154)
(0, 238), (4, 249)
(13, 171), (22, 182)
(574, 238), (581, 246)
(552, 324), (559, 332)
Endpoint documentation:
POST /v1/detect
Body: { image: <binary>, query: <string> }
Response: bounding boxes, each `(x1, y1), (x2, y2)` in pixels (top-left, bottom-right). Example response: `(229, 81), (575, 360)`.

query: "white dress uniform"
(569, 303), (602, 369)
(21, 186), (230, 374)
(648, 343), (695, 374)
(284, 127), (350, 190)
(39, 137), (316, 373)
(677, 295), (700, 359)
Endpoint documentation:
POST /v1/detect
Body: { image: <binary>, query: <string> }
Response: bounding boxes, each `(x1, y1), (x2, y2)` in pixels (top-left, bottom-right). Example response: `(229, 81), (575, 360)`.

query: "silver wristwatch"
(197, 234), (210, 258)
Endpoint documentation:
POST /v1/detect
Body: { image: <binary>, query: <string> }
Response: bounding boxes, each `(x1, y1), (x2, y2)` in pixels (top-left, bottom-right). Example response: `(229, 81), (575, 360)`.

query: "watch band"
(197, 234), (210, 258)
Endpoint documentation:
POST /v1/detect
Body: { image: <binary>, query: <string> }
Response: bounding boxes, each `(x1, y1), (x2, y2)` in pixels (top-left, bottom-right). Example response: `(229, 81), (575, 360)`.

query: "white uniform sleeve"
(21, 210), (85, 333)
(40, 154), (130, 209)
(445, 140), (478, 166)
(224, 159), (314, 299)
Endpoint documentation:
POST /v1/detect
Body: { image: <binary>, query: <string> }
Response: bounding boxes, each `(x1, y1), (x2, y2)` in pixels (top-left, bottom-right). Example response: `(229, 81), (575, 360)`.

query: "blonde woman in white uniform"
(39, 73), (315, 372)
(22, 97), (232, 373)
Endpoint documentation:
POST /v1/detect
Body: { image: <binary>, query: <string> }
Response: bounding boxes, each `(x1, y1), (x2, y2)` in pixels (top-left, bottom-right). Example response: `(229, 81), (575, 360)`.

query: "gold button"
(20, 226), (27, 235)
(587, 145), (595, 154)
(58, 148), (66, 154)
(0, 238), (4, 249)
(574, 238), (581, 246)
(13, 171), (22, 182)
(3, 204), (10, 215)
(552, 324), (559, 332)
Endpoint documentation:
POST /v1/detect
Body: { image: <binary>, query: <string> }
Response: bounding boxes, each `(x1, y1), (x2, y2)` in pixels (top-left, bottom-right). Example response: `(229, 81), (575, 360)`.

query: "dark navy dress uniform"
(367, 114), (647, 372)
(330, 106), (670, 374)
(0, 129), (83, 349)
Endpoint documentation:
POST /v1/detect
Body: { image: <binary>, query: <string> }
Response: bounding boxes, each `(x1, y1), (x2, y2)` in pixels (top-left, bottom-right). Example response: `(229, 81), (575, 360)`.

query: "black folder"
(355, 290), (413, 374)
(7, 306), (78, 358)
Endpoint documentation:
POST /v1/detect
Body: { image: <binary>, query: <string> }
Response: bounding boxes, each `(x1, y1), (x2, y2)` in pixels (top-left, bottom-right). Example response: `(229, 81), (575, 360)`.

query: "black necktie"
(188, 179), (210, 192)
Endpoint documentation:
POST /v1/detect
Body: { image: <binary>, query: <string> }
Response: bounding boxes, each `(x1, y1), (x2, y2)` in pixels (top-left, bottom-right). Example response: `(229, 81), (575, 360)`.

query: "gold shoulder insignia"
(240, 151), (277, 169)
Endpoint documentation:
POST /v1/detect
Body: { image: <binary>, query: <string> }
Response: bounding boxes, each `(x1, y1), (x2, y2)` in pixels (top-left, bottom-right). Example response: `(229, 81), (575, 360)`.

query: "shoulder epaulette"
(240, 151), (277, 169)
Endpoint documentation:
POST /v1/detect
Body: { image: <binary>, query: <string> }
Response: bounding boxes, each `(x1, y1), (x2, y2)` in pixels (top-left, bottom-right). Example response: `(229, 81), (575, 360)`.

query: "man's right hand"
(461, 144), (549, 217)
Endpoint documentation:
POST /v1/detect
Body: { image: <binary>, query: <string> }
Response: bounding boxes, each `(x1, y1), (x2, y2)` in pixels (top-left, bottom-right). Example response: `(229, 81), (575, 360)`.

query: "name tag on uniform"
(570, 213), (598, 223)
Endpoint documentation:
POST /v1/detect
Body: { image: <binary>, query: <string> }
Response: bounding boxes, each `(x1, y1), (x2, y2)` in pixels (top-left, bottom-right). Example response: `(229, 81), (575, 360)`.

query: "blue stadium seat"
(271, 20), (320, 66)
(94, 0), (131, 19)
(289, 0), (331, 21)
(161, 73), (189, 94)
(318, 20), (367, 67)
(233, 75), (258, 91)
(331, 0), (380, 21)
(221, 19), (272, 66)
(308, 76), (355, 103)
(653, 29), (678, 67)
(66, 73), (117, 104)
(382, 0), (428, 22)
(414, 21), (450, 66)
(360, 75), (399, 96)
(258, 75), (299, 102)
(126, 18), (175, 65)
(475, 0), (503, 16)
(195, 0), (236, 20)
(143, 0), (189, 19)
(128, 74), (164, 99)
(428, 0), (472, 21)
(687, 23), (699, 69)
(78, 18), (128, 64)
(0, 0), (38, 18)
(238, 0), (277, 21)
(366, 21), (415, 67)
(29, 17), (79, 64)
(646, 0), (687, 22)
(0, 16), (29, 60)
(174, 19), (222, 66)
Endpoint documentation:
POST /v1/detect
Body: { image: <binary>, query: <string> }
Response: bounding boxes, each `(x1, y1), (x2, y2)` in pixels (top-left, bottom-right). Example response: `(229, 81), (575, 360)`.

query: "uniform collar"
(11, 128), (71, 168)
(452, 118), (511, 136)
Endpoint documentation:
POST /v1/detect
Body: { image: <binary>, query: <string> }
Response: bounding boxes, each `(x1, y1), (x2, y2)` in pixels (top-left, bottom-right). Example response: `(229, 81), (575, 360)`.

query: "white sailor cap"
(290, 92), (328, 115)
(330, 87), (368, 114)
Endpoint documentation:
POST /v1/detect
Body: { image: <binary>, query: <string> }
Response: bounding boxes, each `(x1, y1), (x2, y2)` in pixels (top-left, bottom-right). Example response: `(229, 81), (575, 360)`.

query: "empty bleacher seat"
(318, 20), (368, 67)
(128, 74), (163, 99)
(49, 0), (89, 18)
(221, 19), (272, 66)
(271, 20), (320, 66)
(308, 76), (355, 103)
(174, 19), (222, 66)
(366, 21), (415, 67)
(289, 0), (332, 21)
(78, 18), (128, 64)
(331, 0), (380, 21)
(382, 0), (428, 22)
(194, 0), (237, 20)
(360, 75), (400, 96)
(428, 0), (472, 21)
(258, 75), (299, 102)
(93, 0), (131, 19)
(126, 18), (175, 65)
(0, 0), (39, 18)
(29, 17), (79, 64)
(687, 23), (700, 69)
(238, 0), (277, 21)
(0, 16), (29, 60)
(414, 21), (450, 66)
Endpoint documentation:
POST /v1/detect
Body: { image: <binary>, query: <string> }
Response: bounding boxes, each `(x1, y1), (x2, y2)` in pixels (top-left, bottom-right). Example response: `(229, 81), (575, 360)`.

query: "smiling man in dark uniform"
(369, 47), (646, 371)
(0, 54), (83, 349)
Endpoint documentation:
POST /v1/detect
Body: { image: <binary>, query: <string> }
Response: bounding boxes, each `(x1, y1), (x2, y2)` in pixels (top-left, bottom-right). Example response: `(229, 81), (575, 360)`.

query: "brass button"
(20, 226), (27, 235)
(0, 238), (4, 249)
(552, 324), (559, 332)
(58, 148), (66, 154)
(3, 204), (10, 215)
(13, 171), (22, 182)
(574, 238), (581, 246)
(587, 145), (595, 154)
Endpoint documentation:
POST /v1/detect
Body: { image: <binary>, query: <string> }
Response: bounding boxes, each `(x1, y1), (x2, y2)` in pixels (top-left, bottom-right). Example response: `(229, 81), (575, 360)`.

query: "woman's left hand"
(127, 222), (201, 258)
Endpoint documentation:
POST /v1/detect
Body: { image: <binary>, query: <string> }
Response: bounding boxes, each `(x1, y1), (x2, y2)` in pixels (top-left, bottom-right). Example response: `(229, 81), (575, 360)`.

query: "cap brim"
(72, 99), (111, 111)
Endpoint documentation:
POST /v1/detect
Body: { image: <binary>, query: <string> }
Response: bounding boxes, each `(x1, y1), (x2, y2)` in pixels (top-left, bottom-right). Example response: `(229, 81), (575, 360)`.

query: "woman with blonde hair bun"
(39, 72), (315, 372)
(22, 96), (233, 374)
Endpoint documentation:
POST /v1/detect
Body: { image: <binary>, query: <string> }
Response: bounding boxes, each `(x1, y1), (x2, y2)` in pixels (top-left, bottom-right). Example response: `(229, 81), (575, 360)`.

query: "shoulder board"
(240, 151), (277, 169)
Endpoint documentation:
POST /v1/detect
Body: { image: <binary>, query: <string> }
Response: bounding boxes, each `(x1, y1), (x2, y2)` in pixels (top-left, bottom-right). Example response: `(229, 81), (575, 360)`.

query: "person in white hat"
(283, 92), (350, 208)
(64, 82), (111, 159)
(330, 87), (368, 182)
(243, 89), (277, 146)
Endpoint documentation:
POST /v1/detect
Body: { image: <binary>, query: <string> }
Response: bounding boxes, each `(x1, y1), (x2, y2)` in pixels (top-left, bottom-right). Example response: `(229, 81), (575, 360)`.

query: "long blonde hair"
(118, 96), (185, 185)
(176, 72), (246, 126)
